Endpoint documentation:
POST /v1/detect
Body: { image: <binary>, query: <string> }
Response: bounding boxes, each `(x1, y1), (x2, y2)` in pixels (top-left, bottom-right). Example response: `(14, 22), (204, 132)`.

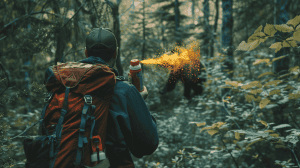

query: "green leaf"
(286, 15), (300, 28)
(273, 124), (291, 130)
(264, 24), (277, 36)
(275, 24), (294, 32)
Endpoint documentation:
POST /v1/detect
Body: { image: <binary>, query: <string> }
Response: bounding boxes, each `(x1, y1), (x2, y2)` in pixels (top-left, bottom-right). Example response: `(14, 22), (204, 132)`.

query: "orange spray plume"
(140, 41), (201, 72)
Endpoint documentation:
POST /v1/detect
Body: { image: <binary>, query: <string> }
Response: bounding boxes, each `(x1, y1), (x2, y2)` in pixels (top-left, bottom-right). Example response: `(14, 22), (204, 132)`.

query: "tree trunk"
(272, 0), (293, 166)
(210, 0), (219, 58)
(142, 0), (145, 74)
(107, 0), (124, 76)
(221, 0), (233, 80)
(203, 0), (210, 57)
(174, 0), (182, 46)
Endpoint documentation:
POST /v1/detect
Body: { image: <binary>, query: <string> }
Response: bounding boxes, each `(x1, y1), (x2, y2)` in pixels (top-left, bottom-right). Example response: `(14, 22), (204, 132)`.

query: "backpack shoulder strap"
(116, 76), (127, 81)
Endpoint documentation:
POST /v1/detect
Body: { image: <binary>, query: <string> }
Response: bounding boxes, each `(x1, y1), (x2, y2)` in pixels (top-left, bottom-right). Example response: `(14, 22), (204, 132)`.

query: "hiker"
(159, 50), (207, 100)
(41, 28), (159, 168)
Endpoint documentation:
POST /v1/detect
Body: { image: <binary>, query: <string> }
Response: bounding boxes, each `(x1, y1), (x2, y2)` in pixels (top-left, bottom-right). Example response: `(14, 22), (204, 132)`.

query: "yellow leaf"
(258, 72), (275, 78)
(67, 42), (72, 48)
(35, 5), (42, 11)
(245, 94), (255, 103)
(263, 130), (274, 133)
(259, 37), (268, 43)
(275, 43), (282, 53)
(269, 89), (281, 96)
(282, 40), (297, 47)
(249, 40), (260, 51)
(225, 81), (239, 88)
(264, 80), (282, 87)
(207, 130), (218, 136)
(272, 55), (287, 63)
(248, 32), (266, 43)
(200, 126), (212, 133)
(293, 29), (300, 42)
(269, 42), (281, 49)
(246, 146), (251, 151)
(275, 145), (286, 148)
(253, 154), (259, 159)
(213, 122), (226, 128)
(284, 85), (296, 90)
(241, 81), (260, 90)
(259, 98), (270, 109)
(289, 92), (300, 100)
(275, 24), (294, 32)
(250, 89), (262, 95)
(236, 41), (250, 51)
(196, 122), (206, 127)
(286, 15), (300, 27)
(289, 66), (299, 72)
(257, 120), (268, 127)
(253, 59), (270, 65)
(235, 132), (241, 140)
(264, 24), (277, 36)
(247, 139), (264, 147)
(254, 25), (263, 33)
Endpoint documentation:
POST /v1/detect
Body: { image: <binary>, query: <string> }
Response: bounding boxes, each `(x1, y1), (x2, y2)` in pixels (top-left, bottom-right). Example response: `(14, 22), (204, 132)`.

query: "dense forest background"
(1, 0), (300, 167)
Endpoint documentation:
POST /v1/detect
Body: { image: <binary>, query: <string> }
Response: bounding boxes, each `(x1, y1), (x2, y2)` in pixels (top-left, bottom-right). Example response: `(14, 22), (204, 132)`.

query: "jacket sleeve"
(123, 85), (159, 158)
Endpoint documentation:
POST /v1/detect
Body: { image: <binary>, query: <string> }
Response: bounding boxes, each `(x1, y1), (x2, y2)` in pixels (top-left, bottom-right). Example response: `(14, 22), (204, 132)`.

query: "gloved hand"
(140, 86), (148, 100)
(128, 74), (148, 100)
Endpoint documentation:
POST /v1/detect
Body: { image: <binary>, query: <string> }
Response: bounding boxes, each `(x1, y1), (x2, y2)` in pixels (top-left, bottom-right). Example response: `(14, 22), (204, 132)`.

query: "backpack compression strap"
(49, 87), (70, 168)
(75, 94), (106, 167)
(75, 94), (92, 167)
(40, 92), (54, 136)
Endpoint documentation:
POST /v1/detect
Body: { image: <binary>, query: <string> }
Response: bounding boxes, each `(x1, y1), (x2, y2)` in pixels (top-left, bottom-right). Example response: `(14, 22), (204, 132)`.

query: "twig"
(91, 0), (100, 24)
(221, 135), (239, 168)
(289, 112), (300, 129)
(2, 119), (41, 142)
(62, 0), (88, 28)
(2, 11), (63, 31)
(222, 89), (241, 129)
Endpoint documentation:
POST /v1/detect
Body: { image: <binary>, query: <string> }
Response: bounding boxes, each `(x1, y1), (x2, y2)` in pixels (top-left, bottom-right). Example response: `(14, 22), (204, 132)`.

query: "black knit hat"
(86, 28), (117, 61)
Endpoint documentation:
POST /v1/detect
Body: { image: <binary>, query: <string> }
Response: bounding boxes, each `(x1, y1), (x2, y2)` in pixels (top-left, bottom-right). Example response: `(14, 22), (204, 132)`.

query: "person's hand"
(140, 86), (148, 100)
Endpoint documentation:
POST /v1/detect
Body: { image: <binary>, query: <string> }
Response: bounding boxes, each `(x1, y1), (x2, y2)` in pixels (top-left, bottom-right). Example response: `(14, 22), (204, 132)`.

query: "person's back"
(82, 28), (159, 168)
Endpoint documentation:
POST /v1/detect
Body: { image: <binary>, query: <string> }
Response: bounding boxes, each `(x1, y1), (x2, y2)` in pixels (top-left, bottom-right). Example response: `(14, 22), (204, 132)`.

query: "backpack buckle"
(44, 92), (53, 102)
(84, 95), (92, 105)
(91, 135), (103, 153)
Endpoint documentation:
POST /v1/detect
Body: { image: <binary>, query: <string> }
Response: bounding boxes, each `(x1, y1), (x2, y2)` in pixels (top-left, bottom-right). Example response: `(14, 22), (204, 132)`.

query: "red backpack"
(23, 62), (116, 168)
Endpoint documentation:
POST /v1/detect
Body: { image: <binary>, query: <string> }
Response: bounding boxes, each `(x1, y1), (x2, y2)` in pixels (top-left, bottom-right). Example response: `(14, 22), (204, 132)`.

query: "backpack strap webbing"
(49, 87), (70, 168)
(40, 92), (54, 136)
(75, 94), (93, 168)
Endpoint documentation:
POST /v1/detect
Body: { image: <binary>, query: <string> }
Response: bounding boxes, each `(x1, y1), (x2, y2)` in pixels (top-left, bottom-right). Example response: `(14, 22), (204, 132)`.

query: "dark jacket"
(78, 56), (159, 168)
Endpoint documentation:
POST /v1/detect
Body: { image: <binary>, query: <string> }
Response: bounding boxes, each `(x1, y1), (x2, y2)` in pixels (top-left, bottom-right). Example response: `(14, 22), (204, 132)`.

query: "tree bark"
(106, 0), (124, 76)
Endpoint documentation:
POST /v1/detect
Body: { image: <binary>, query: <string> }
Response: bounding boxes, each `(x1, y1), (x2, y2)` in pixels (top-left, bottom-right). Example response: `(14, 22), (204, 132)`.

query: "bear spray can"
(128, 59), (144, 92)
